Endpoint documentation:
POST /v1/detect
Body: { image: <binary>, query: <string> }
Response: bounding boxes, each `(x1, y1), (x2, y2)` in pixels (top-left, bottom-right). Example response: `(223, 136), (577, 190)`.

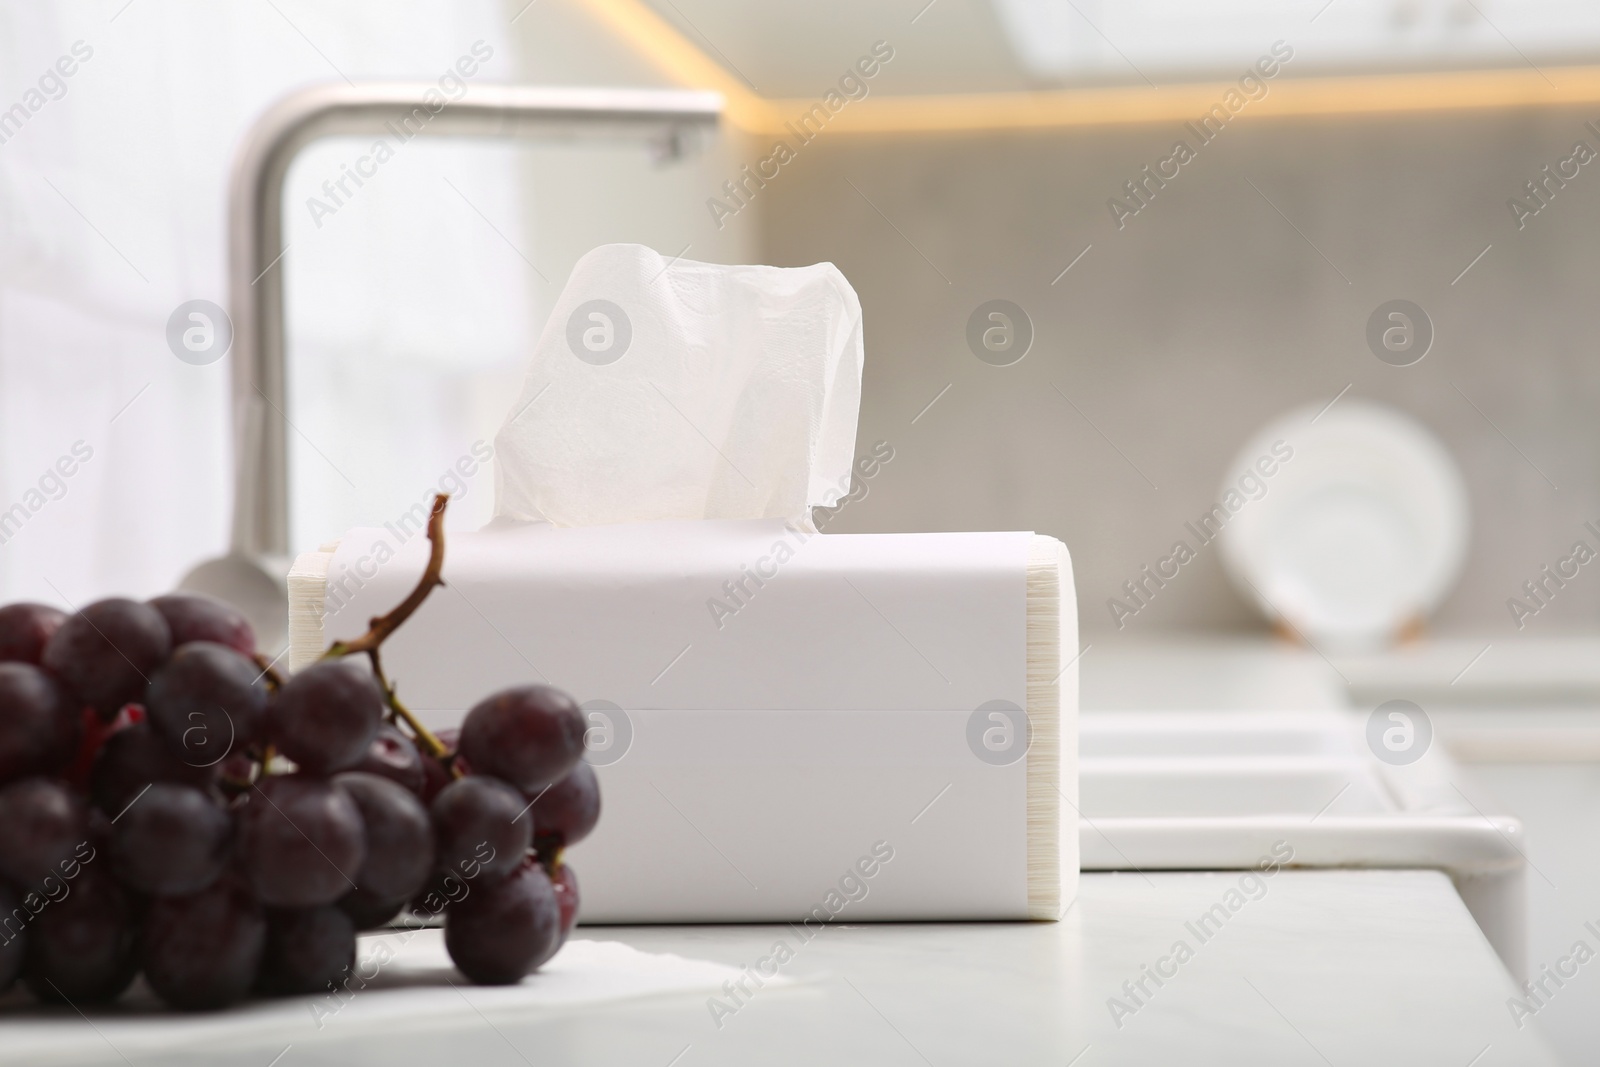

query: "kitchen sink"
(1083, 758), (1394, 818)
(1078, 709), (1527, 977)
(1082, 714), (1354, 757)
(1082, 711), (1393, 817)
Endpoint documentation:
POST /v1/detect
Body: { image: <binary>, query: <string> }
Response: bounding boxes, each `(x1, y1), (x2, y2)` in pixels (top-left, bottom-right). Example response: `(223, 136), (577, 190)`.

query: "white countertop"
(34, 869), (1557, 1066)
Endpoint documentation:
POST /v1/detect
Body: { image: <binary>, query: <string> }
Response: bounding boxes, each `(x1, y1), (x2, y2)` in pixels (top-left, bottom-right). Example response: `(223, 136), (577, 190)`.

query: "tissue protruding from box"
(493, 243), (864, 529)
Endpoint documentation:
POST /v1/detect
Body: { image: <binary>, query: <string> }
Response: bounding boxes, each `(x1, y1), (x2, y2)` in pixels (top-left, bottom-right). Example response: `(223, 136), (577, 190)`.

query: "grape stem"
(322, 492), (452, 760)
(325, 493), (449, 658)
(252, 654), (286, 693)
(369, 646), (451, 762)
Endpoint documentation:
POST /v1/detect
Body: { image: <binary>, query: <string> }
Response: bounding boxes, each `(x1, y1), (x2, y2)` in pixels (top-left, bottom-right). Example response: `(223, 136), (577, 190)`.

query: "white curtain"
(0, 0), (529, 608)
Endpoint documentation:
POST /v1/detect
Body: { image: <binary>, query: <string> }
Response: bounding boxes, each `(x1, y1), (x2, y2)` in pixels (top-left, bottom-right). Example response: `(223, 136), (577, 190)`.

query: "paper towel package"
(288, 245), (1079, 923)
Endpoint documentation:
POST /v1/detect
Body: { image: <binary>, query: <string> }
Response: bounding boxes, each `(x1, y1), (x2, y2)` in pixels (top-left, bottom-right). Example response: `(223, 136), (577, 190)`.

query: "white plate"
(1218, 400), (1468, 651)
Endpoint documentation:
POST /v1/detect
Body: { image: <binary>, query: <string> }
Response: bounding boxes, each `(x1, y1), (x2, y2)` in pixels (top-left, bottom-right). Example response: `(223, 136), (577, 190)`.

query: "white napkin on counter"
(0, 932), (766, 1064)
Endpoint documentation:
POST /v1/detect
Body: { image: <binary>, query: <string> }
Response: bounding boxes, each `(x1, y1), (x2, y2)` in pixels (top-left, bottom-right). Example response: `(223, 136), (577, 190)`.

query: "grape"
(531, 862), (579, 971)
(430, 776), (530, 884)
(458, 686), (585, 792)
(146, 642), (267, 769)
(445, 857), (559, 984)
(41, 598), (171, 721)
(528, 762), (600, 851)
(24, 866), (137, 1004)
(334, 772), (433, 902)
(0, 778), (91, 890)
(268, 659), (384, 775)
(90, 721), (217, 816)
(216, 750), (257, 794)
(338, 887), (405, 931)
(553, 862), (580, 937)
(0, 555), (610, 1007)
(0, 603), (66, 665)
(433, 727), (468, 772)
(406, 867), (471, 924)
(238, 774), (366, 907)
(141, 874), (265, 1010)
(257, 905), (355, 995)
(0, 881), (28, 994)
(110, 782), (230, 895)
(419, 729), (457, 804)
(349, 723), (426, 795)
(149, 593), (256, 656)
(63, 707), (116, 793)
(418, 758), (452, 805)
(0, 663), (83, 785)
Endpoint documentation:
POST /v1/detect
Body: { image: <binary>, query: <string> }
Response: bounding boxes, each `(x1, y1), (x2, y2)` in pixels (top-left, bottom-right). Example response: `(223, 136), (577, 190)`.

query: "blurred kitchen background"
(4, 0), (1600, 1056)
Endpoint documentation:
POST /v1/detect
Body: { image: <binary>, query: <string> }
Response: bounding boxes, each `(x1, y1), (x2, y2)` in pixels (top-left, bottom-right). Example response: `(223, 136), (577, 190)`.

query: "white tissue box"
(290, 520), (1077, 923)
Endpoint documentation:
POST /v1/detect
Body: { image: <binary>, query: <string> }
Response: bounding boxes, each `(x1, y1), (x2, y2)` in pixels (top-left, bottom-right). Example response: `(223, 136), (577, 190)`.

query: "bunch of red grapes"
(0, 589), (599, 1011)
